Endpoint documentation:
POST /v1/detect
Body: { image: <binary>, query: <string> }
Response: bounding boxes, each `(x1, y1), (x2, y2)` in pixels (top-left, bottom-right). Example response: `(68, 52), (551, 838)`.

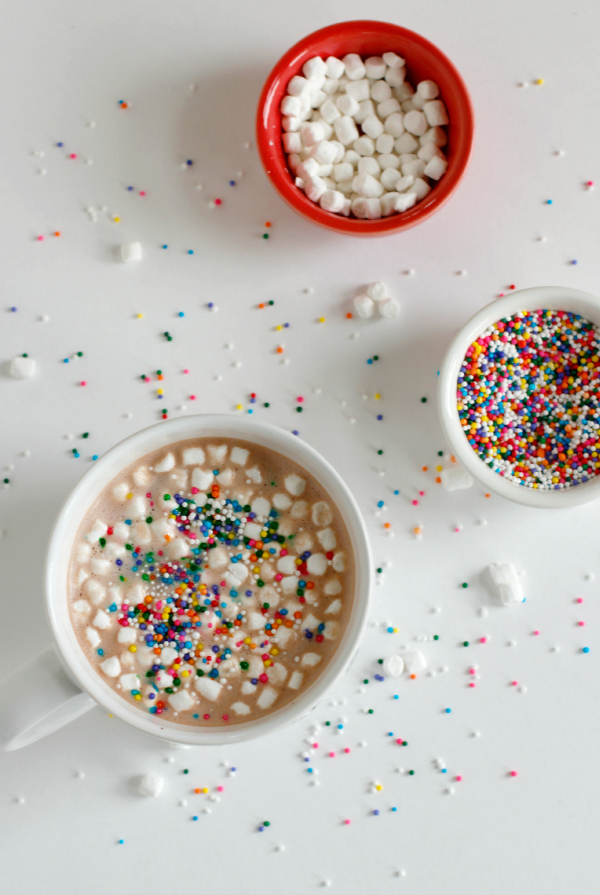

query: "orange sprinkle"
(383, 522), (391, 529)
(276, 346), (284, 354)
(422, 466), (428, 471)
(121, 102), (128, 109)
(485, 493), (491, 498)
(450, 455), (456, 463)
(346, 312), (353, 319)
(258, 303), (265, 309)
(194, 788), (201, 794)
(410, 674), (416, 680)
(264, 221), (271, 228)
(435, 476), (441, 483)
(54, 231), (61, 237)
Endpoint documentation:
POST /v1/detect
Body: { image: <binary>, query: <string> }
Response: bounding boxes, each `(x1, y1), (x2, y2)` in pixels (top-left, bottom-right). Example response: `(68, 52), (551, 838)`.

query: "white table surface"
(2, 1), (600, 892)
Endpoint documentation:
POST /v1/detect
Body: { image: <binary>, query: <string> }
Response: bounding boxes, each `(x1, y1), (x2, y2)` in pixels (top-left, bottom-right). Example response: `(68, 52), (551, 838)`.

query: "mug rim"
(438, 286), (600, 508)
(45, 414), (372, 744)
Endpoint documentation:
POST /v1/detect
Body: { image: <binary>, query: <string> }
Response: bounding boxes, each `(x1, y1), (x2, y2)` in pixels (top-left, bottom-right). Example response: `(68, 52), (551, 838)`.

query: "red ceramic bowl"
(256, 21), (475, 237)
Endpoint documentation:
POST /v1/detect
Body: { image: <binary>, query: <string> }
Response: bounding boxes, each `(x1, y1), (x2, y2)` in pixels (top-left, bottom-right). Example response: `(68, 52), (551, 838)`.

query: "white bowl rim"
(438, 285), (600, 509)
(45, 414), (372, 744)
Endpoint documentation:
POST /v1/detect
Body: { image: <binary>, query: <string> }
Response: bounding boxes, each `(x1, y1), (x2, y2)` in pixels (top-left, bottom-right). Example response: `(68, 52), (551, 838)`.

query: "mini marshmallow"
(320, 190), (346, 213)
(282, 113), (302, 132)
(402, 159), (427, 179)
(488, 563), (524, 606)
(385, 67), (406, 87)
(285, 474), (306, 496)
(120, 242), (142, 263)
(424, 155), (448, 181)
(378, 153), (401, 170)
(402, 650), (426, 674)
(333, 162), (354, 182)
(85, 627), (100, 648)
(195, 676), (222, 701)
(383, 655), (405, 677)
(407, 177), (431, 201)
(169, 690), (194, 712)
(395, 132), (419, 153)
(325, 56), (345, 79)
(377, 98), (401, 119)
(352, 197), (382, 219)
(420, 126), (447, 148)
(302, 56), (327, 80)
(362, 116), (384, 139)
(342, 54), (366, 80)
(100, 656), (121, 677)
(393, 82), (415, 103)
(418, 142), (445, 162)
(417, 79), (440, 100)
(154, 452), (175, 472)
(333, 115), (359, 146)
(138, 773), (164, 798)
(380, 191), (401, 216)
(230, 446), (249, 466)
(345, 79), (370, 102)
(257, 686), (278, 710)
(381, 168), (401, 190)
(301, 122), (325, 147)
(311, 140), (338, 165)
(322, 77), (339, 95)
(410, 91), (427, 110)
(395, 174), (414, 192)
(120, 673), (140, 690)
(288, 671), (304, 690)
(353, 172), (384, 198)
(382, 51), (405, 68)
(329, 141), (345, 163)
(366, 282), (388, 301)
(365, 56), (386, 79)
(354, 295), (376, 318)
(404, 110), (428, 136)
(394, 192), (418, 212)
(336, 94), (359, 117)
(297, 157), (319, 180)
(287, 75), (312, 99)
(376, 133), (395, 154)
(354, 99), (376, 124)
(424, 100), (449, 126)
(440, 465), (474, 491)
(384, 113), (405, 137)
(10, 356), (35, 379)
(182, 447), (205, 465)
(353, 136), (375, 157)
(379, 297), (400, 319)
(358, 157), (380, 177)
(93, 610), (111, 629)
(282, 132), (302, 153)
(281, 95), (301, 117)
(344, 149), (360, 167)
(304, 176), (327, 202)
(371, 80), (392, 103)
(117, 627), (137, 644)
(320, 98), (341, 124)
(401, 99), (416, 113)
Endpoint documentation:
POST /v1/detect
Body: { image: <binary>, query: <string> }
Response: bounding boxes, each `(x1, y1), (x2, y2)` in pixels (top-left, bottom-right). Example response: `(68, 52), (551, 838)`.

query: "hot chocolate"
(68, 437), (354, 726)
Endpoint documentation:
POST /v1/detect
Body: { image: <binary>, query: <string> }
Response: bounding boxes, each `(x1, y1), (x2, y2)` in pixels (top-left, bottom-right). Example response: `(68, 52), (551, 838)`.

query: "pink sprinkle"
(146, 492), (152, 498)
(329, 751), (335, 757)
(297, 396), (304, 403)
(183, 368), (189, 374)
(274, 573), (283, 581)
(454, 527), (460, 533)
(469, 668), (476, 675)
(37, 235), (44, 241)
(480, 637), (487, 644)
(217, 785), (224, 792)
(70, 153), (77, 159)
(190, 394), (196, 400)
(396, 738), (403, 745)
(587, 180), (594, 187)
(312, 742), (319, 748)
(468, 682), (475, 688)
(577, 598), (583, 603)
(578, 621), (585, 626)
(510, 771), (518, 777)
(412, 499), (419, 506)
(511, 680), (518, 686)
(191, 487), (199, 494)
(140, 190), (146, 196)
(214, 198), (222, 206)
(498, 292), (505, 297)
(344, 819), (351, 825)
(419, 490), (425, 496)
(280, 548), (288, 556)
(455, 775), (462, 782)
(344, 747), (351, 754)
(533, 630), (540, 636)
(80, 380), (87, 386)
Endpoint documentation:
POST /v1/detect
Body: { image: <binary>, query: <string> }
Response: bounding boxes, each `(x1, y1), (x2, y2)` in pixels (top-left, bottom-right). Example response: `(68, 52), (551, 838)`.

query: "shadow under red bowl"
(256, 20), (475, 237)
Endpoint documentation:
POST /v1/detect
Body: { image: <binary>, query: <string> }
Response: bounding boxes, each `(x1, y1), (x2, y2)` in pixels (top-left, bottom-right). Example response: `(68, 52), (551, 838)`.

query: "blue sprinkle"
(373, 810), (380, 816)
(162, 244), (168, 249)
(127, 186), (134, 191)
(393, 695), (399, 700)
(229, 180), (236, 186)
(178, 311), (185, 317)
(118, 839), (124, 844)
(258, 825), (264, 831)
(10, 307), (17, 312)
(387, 627), (394, 633)
(391, 807), (397, 812)
(192, 816), (198, 821)
(367, 358), (373, 365)
(57, 142), (64, 147)
(583, 646), (590, 653)
(63, 358), (69, 363)
(97, 648), (104, 656)
(546, 199), (553, 204)
(388, 732), (393, 737)
(186, 160), (193, 166)
(292, 430), (299, 436)
(188, 250), (194, 255)
(337, 724), (343, 730)
(377, 414), (383, 421)
(394, 490), (400, 495)
(92, 455), (98, 461)
(571, 259), (578, 265)
(307, 768), (313, 773)
(445, 708), (451, 714)
(377, 500), (384, 508)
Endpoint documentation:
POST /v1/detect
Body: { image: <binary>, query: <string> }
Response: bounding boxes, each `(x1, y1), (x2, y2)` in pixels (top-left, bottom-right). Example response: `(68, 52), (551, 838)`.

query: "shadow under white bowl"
(438, 286), (600, 509)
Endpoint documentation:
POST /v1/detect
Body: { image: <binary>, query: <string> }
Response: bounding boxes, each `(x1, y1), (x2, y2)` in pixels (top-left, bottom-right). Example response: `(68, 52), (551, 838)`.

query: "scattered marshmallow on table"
(488, 563), (524, 606)
(10, 356), (36, 379)
(120, 241), (142, 263)
(281, 54), (449, 219)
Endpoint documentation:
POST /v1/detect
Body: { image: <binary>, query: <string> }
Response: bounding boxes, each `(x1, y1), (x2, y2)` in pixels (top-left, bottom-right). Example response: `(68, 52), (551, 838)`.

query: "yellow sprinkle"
(436, 465), (442, 472)
(375, 784), (383, 791)
(126, 493), (133, 499)
(374, 393), (381, 399)
(113, 216), (121, 222)
(136, 313), (143, 319)
(236, 404), (243, 411)
(318, 316), (326, 323)
(535, 78), (544, 85)
(128, 645), (137, 652)
(181, 670), (189, 677)
(270, 648), (279, 656)
(198, 643), (204, 651)
(253, 566), (260, 574)
(393, 627), (399, 633)
(244, 637), (251, 645)
(134, 694), (142, 701)
(201, 787), (208, 794)
(157, 389), (163, 395)
(276, 325), (282, 331)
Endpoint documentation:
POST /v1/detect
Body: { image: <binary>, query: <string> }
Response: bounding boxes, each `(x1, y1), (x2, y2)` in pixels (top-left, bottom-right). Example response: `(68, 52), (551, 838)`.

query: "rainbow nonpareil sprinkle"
(457, 309), (600, 489)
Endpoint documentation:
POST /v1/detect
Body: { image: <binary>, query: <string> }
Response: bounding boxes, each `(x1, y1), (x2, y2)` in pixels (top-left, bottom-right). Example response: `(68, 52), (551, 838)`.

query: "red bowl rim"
(256, 20), (475, 236)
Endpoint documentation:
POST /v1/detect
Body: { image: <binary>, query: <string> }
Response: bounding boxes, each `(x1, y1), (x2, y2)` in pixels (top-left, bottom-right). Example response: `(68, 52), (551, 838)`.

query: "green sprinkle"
(463, 641), (469, 647)
(145, 516), (153, 524)
(99, 537), (106, 548)
(163, 494), (171, 501)
(82, 432), (89, 438)
(264, 821), (270, 827)
(240, 661), (249, 670)
(368, 709), (374, 714)
(377, 449), (383, 455)
(325, 721), (331, 726)
(421, 397), (427, 403)
(363, 679), (369, 684)
(461, 582), (468, 588)
(433, 635), (439, 641)
(408, 770), (415, 775)
(183, 769), (189, 774)
(377, 659), (383, 665)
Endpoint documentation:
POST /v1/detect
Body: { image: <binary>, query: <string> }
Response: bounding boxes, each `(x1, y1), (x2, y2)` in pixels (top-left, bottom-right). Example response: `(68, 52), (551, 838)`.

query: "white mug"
(0, 415), (371, 750)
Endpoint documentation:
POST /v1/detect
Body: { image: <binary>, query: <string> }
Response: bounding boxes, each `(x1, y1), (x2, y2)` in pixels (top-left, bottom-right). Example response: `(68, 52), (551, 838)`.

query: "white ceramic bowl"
(1, 415), (371, 749)
(438, 286), (600, 509)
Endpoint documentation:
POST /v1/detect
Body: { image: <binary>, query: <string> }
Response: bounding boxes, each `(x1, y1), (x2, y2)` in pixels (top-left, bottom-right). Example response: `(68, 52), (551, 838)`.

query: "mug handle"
(0, 645), (95, 751)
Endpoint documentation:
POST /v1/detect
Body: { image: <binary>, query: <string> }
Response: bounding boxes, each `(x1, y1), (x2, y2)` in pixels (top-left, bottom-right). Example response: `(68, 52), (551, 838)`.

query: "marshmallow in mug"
(281, 54), (449, 219)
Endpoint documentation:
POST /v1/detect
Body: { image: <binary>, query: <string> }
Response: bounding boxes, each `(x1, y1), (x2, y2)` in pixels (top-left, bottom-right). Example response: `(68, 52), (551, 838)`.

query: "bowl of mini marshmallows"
(256, 20), (474, 236)
(438, 287), (600, 508)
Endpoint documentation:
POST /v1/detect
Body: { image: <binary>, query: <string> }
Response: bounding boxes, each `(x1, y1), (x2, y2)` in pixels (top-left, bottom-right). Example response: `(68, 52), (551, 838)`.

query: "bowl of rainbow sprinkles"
(438, 286), (600, 509)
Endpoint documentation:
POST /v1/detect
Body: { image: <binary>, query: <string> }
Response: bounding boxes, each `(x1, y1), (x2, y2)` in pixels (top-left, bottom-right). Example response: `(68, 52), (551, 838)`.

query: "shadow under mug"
(0, 415), (372, 750)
